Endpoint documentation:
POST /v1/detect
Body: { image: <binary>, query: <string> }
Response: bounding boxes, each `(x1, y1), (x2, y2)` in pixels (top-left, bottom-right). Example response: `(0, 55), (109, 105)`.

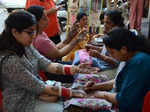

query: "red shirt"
(26, 0), (59, 37)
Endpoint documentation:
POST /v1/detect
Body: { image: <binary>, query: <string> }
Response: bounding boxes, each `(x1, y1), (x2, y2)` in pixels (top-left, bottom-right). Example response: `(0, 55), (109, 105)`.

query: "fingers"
(78, 66), (100, 74)
(83, 81), (95, 92)
(79, 63), (91, 68)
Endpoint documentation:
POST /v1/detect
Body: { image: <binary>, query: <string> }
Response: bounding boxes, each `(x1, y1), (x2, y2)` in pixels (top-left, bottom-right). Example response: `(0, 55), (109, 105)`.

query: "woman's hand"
(85, 44), (95, 51)
(72, 89), (87, 98)
(67, 23), (81, 39)
(94, 91), (107, 99)
(88, 50), (101, 58)
(78, 63), (100, 74)
(76, 30), (88, 42)
(83, 81), (98, 92)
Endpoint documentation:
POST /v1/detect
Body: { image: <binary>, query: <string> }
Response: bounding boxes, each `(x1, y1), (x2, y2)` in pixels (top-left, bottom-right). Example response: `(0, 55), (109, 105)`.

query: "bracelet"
(58, 87), (72, 98)
(64, 65), (71, 75)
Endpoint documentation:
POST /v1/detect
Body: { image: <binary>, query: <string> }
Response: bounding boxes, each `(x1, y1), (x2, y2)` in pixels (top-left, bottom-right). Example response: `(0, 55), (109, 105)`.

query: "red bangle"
(61, 87), (71, 97)
(64, 66), (71, 75)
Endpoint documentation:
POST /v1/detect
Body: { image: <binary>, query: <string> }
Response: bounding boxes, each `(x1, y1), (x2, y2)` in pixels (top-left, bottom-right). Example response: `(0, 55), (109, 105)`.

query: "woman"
(26, 0), (63, 44)
(27, 6), (90, 82)
(0, 10), (98, 112)
(85, 9), (125, 68)
(85, 28), (150, 112)
(62, 12), (90, 61)
(27, 6), (85, 62)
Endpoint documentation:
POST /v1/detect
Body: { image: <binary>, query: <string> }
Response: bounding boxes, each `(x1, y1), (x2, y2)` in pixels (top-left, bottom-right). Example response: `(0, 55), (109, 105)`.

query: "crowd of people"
(0, 0), (150, 112)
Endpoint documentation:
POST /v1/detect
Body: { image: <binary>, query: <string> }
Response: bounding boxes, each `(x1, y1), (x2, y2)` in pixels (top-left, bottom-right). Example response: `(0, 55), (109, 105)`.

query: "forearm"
(46, 63), (79, 75)
(97, 54), (118, 67)
(94, 79), (114, 91)
(62, 33), (74, 45)
(43, 85), (59, 96)
(103, 92), (118, 105)
(56, 42), (66, 49)
(58, 39), (79, 57)
(43, 85), (72, 98)
(46, 7), (57, 15)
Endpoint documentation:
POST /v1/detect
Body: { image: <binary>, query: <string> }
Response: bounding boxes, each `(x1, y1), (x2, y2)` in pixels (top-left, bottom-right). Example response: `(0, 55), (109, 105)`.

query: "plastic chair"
(142, 91), (150, 112)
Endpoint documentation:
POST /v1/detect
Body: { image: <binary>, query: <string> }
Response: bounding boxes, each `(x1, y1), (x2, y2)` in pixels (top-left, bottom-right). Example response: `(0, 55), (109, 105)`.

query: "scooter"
(56, 0), (68, 32)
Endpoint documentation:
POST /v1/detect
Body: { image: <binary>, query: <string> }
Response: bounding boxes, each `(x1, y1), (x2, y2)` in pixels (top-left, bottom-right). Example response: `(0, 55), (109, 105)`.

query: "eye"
(23, 30), (37, 36)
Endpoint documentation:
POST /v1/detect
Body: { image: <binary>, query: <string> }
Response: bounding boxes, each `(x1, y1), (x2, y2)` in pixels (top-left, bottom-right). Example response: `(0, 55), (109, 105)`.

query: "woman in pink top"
(27, 5), (91, 82)
(27, 5), (85, 61)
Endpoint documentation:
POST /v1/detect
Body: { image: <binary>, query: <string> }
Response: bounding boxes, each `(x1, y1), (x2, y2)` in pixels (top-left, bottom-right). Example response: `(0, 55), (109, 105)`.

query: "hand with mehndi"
(88, 49), (101, 58)
(83, 81), (97, 92)
(78, 63), (100, 74)
(67, 23), (81, 39)
(39, 94), (58, 102)
(76, 29), (88, 42)
(72, 89), (87, 98)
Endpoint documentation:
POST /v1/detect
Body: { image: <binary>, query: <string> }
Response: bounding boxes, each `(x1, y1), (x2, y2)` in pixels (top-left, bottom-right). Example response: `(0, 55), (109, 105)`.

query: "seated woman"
(84, 28), (150, 112)
(27, 6), (85, 63)
(0, 10), (99, 112)
(85, 9), (126, 69)
(62, 12), (91, 62)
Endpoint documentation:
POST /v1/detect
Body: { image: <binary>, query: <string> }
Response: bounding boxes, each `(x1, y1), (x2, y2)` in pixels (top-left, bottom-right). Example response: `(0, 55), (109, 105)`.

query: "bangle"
(59, 87), (72, 98)
(64, 65), (71, 75)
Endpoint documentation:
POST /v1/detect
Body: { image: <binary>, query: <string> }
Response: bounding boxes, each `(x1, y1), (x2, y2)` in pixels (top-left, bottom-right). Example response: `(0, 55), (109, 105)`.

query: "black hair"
(103, 28), (150, 54)
(75, 12), (87, 23)
(99, 10), (106, 24)
(105, 9), (125, 27)
(27, 5), (44, 22)
(0, 10), (37, 57)
(0, 10), (37, 90)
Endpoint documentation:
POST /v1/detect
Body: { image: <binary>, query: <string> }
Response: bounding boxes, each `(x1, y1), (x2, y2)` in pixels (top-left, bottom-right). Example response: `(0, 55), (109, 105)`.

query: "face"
(38, 10), (48, 32)
(12, 24), (37, 47)
(106, 46), (128, 62)
(79, 16), (88, 28)
(103, 15), (114, 34)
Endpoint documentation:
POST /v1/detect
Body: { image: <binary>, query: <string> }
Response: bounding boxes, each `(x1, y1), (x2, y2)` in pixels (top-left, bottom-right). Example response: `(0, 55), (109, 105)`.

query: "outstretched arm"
(88, 50), (118, 67)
